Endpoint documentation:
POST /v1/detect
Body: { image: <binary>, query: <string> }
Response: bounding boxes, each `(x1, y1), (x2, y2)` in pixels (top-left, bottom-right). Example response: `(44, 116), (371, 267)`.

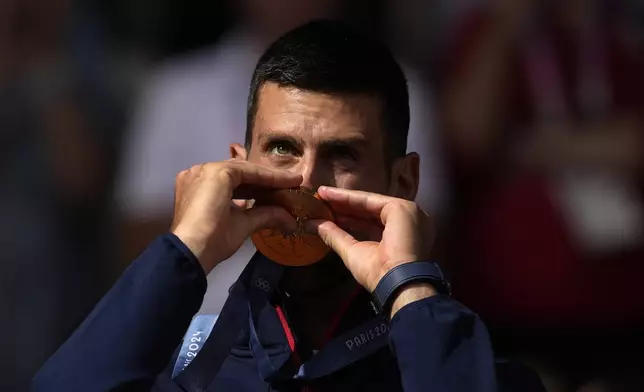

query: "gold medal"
(251, 187), (334, 266)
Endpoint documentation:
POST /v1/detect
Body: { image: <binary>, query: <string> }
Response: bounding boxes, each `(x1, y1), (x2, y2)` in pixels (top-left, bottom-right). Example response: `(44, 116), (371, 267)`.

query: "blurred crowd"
(2, 0), (643, 391)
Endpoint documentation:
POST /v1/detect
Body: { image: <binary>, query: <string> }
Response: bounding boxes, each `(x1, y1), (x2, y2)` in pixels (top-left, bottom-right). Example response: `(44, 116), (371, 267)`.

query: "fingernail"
(319, 186), (342, 195)
(303, 219), (323, 234)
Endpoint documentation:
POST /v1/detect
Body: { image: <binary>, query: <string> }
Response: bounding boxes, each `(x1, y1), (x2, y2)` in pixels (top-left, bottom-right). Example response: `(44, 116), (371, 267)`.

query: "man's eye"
(270, 144), (293, 156)
(330, 148), (358, 161)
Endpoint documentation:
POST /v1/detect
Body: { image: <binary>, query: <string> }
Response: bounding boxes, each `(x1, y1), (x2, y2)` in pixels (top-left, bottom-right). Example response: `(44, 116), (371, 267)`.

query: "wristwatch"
(371, 261), (450, 314)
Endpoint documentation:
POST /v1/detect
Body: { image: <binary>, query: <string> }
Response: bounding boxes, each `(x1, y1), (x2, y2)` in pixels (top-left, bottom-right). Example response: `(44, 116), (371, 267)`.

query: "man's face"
(233, 82), (416, 196)
(231, 82), (418, 290)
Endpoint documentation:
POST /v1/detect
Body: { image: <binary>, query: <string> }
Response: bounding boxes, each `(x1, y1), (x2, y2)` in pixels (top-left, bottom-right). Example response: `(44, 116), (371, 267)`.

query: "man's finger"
(335, 215), (383, 242)
(307, 219), (358, 263)
(225, 161), (302, 190)
(245, 206), (297, 233)
(316, 186), (395, 222)
(233, 184), (284, 200)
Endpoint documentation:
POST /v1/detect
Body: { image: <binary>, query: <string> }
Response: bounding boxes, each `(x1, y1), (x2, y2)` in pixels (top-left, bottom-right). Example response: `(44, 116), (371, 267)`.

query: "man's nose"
(298, 155), (334, 191)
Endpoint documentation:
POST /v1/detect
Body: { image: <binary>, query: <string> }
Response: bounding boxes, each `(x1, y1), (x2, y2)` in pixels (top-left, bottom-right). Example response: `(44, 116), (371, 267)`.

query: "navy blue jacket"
(33, 234), (545, 391)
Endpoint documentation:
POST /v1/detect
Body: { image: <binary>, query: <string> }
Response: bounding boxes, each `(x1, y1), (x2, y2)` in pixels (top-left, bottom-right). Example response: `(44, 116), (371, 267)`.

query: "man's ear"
(388, 152), (419, 202)
(230, 143), (248, 161)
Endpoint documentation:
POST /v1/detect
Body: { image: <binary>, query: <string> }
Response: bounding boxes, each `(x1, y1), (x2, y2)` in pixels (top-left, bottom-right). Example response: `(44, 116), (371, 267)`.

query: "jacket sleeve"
(33, 234), (207, 392)
(388, 295), (545, 392)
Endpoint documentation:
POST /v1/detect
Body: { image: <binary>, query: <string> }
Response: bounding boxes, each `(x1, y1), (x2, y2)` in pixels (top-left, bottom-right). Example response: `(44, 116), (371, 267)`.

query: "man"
(114, 0), (446, 318)
(34, 20), (544, 391)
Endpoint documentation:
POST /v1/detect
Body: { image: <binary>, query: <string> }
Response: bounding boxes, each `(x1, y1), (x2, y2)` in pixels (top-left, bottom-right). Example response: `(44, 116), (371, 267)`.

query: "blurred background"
(2, 0), (643, 390)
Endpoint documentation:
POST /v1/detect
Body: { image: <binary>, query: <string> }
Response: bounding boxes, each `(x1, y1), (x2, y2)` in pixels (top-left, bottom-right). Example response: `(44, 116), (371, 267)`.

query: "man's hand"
(171, 161), (302, 274)
(309, 187), (437, 316)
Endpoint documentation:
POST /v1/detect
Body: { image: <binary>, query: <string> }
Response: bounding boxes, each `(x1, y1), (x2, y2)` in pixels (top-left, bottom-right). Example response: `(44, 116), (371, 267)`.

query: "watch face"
(251, 186), (335, 267)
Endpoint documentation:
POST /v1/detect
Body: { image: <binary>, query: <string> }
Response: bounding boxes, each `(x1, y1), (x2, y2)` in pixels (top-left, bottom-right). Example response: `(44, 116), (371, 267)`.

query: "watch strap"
(372, 261), (449, 313)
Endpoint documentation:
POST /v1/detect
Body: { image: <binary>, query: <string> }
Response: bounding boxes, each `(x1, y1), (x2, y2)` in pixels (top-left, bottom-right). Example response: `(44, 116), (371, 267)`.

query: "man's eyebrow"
(257, 132), (301, 145)
(257, 132), (368, 148)
(318, 137), (368, 150)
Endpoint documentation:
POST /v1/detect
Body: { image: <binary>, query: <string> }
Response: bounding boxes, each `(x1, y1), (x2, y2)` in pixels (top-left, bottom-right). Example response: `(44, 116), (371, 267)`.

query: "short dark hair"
(245, 19), (410, 163)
